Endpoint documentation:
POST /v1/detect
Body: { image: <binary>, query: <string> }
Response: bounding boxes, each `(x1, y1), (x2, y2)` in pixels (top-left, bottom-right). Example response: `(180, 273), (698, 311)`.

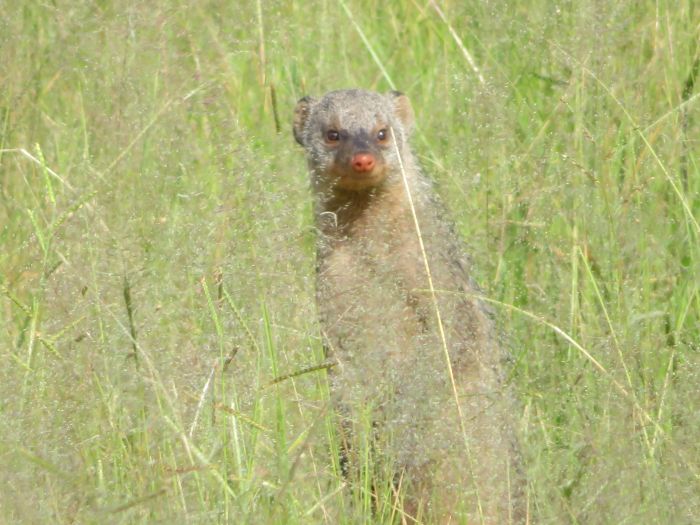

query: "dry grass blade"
(390, 127), (485, 523)
(430, 1), (486, 86)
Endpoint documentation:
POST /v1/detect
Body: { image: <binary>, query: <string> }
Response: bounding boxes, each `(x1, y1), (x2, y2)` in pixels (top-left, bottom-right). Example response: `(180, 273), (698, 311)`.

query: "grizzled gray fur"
(294, 89), (524, 524)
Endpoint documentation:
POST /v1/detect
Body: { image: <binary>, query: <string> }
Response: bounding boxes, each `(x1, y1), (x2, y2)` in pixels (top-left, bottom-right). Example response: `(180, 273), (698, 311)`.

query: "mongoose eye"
(377, 128), (388, 141)
(326, 130), (340, 142)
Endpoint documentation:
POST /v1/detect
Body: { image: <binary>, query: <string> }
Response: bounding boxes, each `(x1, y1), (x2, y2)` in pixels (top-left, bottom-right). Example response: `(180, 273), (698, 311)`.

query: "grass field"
(1, 1), (699, 523)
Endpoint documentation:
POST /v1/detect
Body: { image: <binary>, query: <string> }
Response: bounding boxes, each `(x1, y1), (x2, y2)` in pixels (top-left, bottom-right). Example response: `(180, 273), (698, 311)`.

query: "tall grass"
(1, 1), (698, 523)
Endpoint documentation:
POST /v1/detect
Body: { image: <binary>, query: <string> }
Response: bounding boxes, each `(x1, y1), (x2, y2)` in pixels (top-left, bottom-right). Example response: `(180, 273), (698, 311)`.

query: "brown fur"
(294, 89), (525, 523)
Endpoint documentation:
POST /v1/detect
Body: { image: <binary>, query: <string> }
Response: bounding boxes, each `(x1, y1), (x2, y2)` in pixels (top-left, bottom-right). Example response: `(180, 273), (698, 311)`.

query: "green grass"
(1, 1), (698, 523)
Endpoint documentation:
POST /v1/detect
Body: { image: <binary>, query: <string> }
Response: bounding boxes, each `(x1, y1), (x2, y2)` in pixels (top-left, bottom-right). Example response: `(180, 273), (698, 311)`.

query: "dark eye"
(377, 128), (388, 141)
(326, 129), (340, 142)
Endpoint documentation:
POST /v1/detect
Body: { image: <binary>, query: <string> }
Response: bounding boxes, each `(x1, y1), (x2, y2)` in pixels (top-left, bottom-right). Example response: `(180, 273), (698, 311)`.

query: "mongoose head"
(293, 89), (414, 192)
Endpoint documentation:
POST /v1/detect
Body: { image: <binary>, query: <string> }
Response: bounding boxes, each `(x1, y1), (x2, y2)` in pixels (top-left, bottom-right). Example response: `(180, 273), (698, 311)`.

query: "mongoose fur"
(294, 89), (524, 524)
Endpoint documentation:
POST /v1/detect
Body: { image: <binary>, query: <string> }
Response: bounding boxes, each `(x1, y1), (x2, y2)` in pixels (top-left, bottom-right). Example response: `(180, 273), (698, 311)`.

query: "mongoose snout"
(350, 152), (375, 173)
(328, 136), (388, 191)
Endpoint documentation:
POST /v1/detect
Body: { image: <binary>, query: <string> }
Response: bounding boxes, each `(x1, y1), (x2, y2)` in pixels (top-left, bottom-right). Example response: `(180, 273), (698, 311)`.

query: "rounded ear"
(388, 91), (414, 136)
(293, 96), (316, 146)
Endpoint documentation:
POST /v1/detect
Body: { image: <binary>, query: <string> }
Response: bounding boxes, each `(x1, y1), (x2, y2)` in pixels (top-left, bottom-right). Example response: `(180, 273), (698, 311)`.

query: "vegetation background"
(1, 1), (698, 523)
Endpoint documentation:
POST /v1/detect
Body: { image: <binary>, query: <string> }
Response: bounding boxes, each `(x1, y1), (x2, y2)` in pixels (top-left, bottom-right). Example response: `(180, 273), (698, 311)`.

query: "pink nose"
(351, 153), (376, 173)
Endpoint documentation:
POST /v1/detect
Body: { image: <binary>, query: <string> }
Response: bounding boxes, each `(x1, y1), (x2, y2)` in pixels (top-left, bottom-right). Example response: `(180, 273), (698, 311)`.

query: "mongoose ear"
(388, 91), (414, 136)
(293, 96), (316, 146)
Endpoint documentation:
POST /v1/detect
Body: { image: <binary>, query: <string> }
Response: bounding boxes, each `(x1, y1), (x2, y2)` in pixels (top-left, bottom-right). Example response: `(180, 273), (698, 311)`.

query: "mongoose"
(294, 89), (524, 524)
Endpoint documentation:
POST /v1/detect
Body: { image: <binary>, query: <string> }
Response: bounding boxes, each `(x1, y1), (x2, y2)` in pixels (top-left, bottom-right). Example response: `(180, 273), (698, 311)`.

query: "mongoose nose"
(351, 153), (376, 173)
